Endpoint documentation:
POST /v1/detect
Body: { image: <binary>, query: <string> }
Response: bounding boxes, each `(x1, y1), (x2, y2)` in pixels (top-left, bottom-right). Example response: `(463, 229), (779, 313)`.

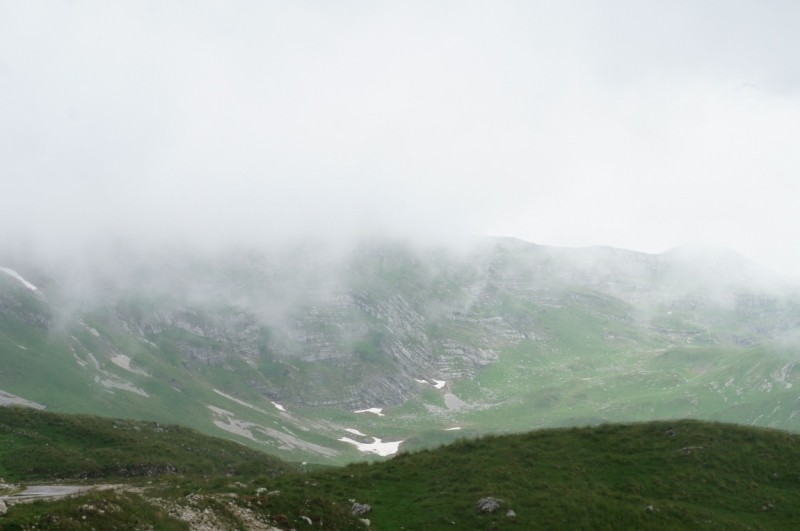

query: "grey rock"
(351, 503), (372, 516)
(506, 509), (516, 517)
(0, 499), (6, 516)
(477, 497), (503, 513)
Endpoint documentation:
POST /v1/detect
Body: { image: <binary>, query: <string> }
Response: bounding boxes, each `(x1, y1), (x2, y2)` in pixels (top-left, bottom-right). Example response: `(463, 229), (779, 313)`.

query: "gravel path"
(1, 485), (90, 500)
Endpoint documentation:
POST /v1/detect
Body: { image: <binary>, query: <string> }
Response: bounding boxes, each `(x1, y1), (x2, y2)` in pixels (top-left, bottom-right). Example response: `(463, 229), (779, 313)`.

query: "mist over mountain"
(3, 1), (800, 274)
(3, 4), (800, 528)
(1, 236), (799, 465)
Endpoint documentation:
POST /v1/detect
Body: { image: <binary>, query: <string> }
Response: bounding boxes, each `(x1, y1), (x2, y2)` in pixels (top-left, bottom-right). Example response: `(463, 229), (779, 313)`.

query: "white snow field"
(338, 436), (403, 456)
(0, 267), (37, 290)
(0, 389), (45, 409)
(214, 389), (271, 415)
(110, 354), (148, 376)
(354, 407), (385, 416)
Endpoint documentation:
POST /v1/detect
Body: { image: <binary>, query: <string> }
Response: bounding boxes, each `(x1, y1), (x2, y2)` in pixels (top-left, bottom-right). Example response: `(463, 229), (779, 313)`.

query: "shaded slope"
(4, 416), (800, 530)
(0, 406), (291, 481)
(267, 419), (800, 530)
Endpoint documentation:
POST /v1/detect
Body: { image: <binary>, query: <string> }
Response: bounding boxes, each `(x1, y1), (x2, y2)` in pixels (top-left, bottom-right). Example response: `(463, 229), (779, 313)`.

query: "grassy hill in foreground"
(0, 406), (290, 481)
(261, 419), (800, 530)
(4, 410), (800, 530)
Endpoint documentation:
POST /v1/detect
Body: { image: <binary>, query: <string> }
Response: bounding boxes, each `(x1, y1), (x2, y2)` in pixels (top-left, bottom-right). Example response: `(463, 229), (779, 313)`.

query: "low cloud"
(1, 1), (799, 273)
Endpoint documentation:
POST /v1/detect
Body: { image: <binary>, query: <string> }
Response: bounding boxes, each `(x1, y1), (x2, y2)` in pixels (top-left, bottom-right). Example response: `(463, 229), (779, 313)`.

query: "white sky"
(1, 1), (799, 274)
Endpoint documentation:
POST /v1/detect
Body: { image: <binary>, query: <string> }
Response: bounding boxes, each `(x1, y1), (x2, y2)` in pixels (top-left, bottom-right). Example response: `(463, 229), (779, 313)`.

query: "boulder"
(351, 503), (372, 516)
(477, 497), (503, 513)
(0, 499), (6, 516)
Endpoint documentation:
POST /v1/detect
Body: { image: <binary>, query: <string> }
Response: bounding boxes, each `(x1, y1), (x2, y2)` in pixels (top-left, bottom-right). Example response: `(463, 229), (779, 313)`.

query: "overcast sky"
(1, 1), (799, 273)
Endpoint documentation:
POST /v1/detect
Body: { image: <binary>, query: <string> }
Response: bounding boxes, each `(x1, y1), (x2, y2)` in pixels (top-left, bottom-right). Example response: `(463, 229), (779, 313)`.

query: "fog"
(1, 2), (799, 274)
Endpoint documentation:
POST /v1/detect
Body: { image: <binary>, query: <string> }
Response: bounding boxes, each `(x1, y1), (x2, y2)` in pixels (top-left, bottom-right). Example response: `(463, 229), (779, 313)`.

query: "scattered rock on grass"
(477, 497), (503, 513)
(762, 503), (774, 511)
(351, 503), (371, 515)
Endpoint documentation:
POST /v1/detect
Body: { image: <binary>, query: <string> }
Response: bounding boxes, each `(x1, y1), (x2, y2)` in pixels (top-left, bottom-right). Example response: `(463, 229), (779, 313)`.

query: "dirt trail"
(1, 485), (90, 500)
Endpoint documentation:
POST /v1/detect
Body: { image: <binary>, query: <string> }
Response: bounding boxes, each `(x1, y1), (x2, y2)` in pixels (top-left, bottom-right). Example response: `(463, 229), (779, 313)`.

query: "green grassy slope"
(0, 406), (290, 481)
(6, 415), (800, 530)
(264, 419), (800, 530)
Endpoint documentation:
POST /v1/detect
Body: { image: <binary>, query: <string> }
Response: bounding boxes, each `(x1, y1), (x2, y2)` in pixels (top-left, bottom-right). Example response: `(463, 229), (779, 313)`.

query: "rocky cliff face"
(4, 238), (800, 413)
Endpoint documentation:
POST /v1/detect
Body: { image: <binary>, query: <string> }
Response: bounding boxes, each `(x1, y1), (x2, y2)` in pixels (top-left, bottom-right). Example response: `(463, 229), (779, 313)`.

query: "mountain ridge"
(1, 237), (799, 463)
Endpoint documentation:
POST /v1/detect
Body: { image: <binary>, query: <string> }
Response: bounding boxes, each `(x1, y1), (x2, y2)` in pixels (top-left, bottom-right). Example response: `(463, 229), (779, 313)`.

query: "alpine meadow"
(2, 1), (800, 529)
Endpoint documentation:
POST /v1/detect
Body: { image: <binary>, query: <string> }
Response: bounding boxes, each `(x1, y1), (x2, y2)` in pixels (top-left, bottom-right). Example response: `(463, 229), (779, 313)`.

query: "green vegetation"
(0, 407), (289, 480)
(1, 490), (190, 531)
(3, 239), (800, 468)
(3, 409), (800, 530)
(265, 419), (800, 530)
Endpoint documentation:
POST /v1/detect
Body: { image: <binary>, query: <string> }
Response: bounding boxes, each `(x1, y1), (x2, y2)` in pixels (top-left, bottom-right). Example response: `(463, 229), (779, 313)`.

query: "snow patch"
(354, 408), (384, 416)
(70, 348), (88, 369)
(207, 406), (337, 457)
(344, 428), (367, 436)
(76, 320), (100, 337)
(85, 351), (101, 370)
(338, 436), (402, 456)
(416, 378), (446, 389)
(272, 402), (286, 411)
(445, 427), (462, 431)
(0, 267), (37, 290)
(94, 375), (149, 397)
(0, 389), (45, 409)
(70, 337), (100, 369)
(208, 406), (258, 440)
(17, 345), (26, 350)
(110, 354), (148, 376)
(213, 389), (270, 415)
